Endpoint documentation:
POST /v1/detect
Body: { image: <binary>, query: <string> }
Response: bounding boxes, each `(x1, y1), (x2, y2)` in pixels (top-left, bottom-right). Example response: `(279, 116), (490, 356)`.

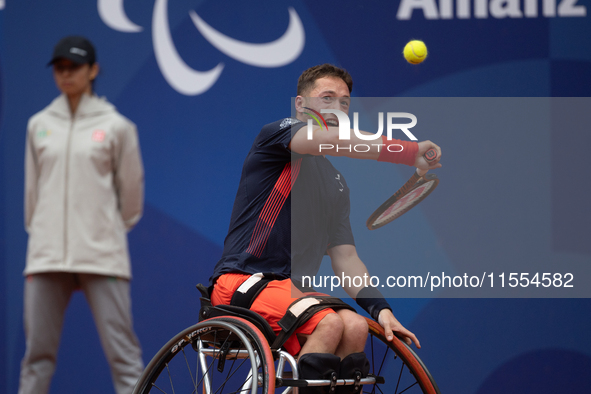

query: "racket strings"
(374, 181), (436, 225)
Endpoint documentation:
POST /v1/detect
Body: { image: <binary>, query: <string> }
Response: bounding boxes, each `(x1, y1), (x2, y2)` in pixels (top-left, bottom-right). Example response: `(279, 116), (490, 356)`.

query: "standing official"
(20, 36), (144, 394)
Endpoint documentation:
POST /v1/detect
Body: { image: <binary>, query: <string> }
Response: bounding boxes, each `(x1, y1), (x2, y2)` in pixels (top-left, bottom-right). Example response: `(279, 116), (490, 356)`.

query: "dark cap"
(48, 36), (96, 66)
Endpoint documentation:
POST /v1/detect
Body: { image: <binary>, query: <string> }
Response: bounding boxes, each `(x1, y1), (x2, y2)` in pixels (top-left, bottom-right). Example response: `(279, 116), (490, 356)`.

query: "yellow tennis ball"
(403, 40), (428, 64)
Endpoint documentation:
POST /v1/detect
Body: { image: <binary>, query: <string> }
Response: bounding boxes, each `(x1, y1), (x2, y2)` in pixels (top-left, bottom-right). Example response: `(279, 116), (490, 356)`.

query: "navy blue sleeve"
(255, 118), (307, 158)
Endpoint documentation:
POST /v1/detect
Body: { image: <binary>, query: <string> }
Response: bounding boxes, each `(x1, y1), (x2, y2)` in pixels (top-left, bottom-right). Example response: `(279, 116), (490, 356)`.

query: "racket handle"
(424, 148), (438, 162)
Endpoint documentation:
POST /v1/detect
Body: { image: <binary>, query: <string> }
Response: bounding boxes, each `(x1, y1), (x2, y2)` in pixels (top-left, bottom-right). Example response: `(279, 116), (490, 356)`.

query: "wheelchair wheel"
(133, 317), (275, 394)
(365, 318), (441, 394)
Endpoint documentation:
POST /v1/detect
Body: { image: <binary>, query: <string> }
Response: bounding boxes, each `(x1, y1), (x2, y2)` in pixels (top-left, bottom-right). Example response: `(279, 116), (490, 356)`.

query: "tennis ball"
(403, 40), (428, 64)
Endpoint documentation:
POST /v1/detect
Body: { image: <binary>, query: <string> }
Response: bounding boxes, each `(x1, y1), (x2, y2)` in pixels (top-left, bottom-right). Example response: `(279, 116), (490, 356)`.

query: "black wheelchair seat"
(197, 283), (277, 346)
(202, 303), (278, 346)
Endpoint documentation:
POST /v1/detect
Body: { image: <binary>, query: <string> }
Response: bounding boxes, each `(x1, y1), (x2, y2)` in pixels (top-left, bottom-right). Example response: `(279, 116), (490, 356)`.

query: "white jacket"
(24, 93), (144, 279)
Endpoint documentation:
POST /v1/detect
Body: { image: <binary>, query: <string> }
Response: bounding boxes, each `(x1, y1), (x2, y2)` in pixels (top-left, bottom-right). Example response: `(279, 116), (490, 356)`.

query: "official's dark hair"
(297, 64), (353, 96)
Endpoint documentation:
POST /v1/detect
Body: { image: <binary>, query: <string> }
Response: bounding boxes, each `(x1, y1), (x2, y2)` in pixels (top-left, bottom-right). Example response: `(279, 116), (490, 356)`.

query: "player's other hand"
(415, 140), (442, 174)
(378, 309), (421, 349)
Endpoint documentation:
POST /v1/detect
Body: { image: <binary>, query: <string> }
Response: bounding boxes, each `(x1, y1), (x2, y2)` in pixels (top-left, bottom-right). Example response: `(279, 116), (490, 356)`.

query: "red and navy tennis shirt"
(210, 118), (355, 286)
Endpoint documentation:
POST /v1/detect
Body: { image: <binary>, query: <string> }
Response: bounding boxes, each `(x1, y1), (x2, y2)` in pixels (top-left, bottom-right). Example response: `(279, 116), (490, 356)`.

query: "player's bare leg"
(298, 312), (344, 356)
(334, 309), (368, 358)
(297, 313), (344, 394)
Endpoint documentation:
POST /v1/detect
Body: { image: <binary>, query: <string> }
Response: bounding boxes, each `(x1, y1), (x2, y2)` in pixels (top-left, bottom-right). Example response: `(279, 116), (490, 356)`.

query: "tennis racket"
(366, 148), (439, 230)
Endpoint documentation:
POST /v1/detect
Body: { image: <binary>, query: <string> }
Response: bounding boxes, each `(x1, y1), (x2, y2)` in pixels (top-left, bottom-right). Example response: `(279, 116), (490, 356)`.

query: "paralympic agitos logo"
(303, 108), (419, 153)
(97, 0), (305, 96)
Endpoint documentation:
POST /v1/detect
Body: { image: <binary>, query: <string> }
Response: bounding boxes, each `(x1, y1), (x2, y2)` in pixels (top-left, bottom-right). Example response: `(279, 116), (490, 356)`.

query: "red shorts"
(211, 273), (335, 355)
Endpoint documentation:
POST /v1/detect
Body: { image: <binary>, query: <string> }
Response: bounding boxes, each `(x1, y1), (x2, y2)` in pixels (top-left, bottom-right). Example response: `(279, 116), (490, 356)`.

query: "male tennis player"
(209, 64), (441, 392)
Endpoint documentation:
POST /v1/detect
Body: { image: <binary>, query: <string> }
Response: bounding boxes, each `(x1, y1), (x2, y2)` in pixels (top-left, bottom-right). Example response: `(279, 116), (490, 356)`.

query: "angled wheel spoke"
(150, 382), (168, 394)
(181, 347), (197, 389)
(377, 346), (389, 377)
(165, 362), (176, 394)
(215, 356), (251, 394)
(395, 360), (405, 393)
(398, 381), (419, 394)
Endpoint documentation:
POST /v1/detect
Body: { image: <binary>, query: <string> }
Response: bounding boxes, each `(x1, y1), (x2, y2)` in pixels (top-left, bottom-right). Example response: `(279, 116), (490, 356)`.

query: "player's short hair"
(297, 64), (353, 96)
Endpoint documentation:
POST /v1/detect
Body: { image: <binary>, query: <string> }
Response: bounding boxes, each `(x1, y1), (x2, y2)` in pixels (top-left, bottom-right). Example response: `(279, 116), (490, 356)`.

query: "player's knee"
(349, 314), (368, 334)
(343, 313), (368, 344)
(318, 312), (345, 336)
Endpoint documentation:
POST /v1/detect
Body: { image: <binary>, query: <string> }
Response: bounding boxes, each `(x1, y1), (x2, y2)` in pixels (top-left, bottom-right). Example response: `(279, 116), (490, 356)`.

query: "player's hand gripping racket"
(366, 148), (439, 230)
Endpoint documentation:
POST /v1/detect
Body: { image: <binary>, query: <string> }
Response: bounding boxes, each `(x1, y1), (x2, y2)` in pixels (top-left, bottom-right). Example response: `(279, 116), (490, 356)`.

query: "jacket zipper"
(64, 114), (75, 267)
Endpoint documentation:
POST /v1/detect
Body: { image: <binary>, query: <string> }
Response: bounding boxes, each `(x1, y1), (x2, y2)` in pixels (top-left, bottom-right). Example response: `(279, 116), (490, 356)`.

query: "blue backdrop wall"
(1, 0), (590, 392)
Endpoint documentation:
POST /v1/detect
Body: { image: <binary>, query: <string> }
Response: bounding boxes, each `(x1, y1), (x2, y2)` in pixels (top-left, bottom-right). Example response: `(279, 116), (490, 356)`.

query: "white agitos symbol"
(98, 0), (143, 32)
(189, 8), (304, 68)
(152, 0), (223, 95)
(98, 0), (306, 95)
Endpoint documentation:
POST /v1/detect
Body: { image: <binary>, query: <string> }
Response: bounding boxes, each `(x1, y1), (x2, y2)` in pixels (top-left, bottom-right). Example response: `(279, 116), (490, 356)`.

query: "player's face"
(299, 76), (351, 127)
(53, 58), (98, 97)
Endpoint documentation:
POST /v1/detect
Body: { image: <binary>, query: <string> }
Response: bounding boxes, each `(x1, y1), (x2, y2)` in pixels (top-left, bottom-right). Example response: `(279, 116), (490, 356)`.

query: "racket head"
(366, 173), (439, 230)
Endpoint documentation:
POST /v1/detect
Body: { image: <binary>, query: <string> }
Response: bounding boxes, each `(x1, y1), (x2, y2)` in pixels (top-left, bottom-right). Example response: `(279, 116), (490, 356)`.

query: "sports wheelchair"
(132, 284), (441, 394)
